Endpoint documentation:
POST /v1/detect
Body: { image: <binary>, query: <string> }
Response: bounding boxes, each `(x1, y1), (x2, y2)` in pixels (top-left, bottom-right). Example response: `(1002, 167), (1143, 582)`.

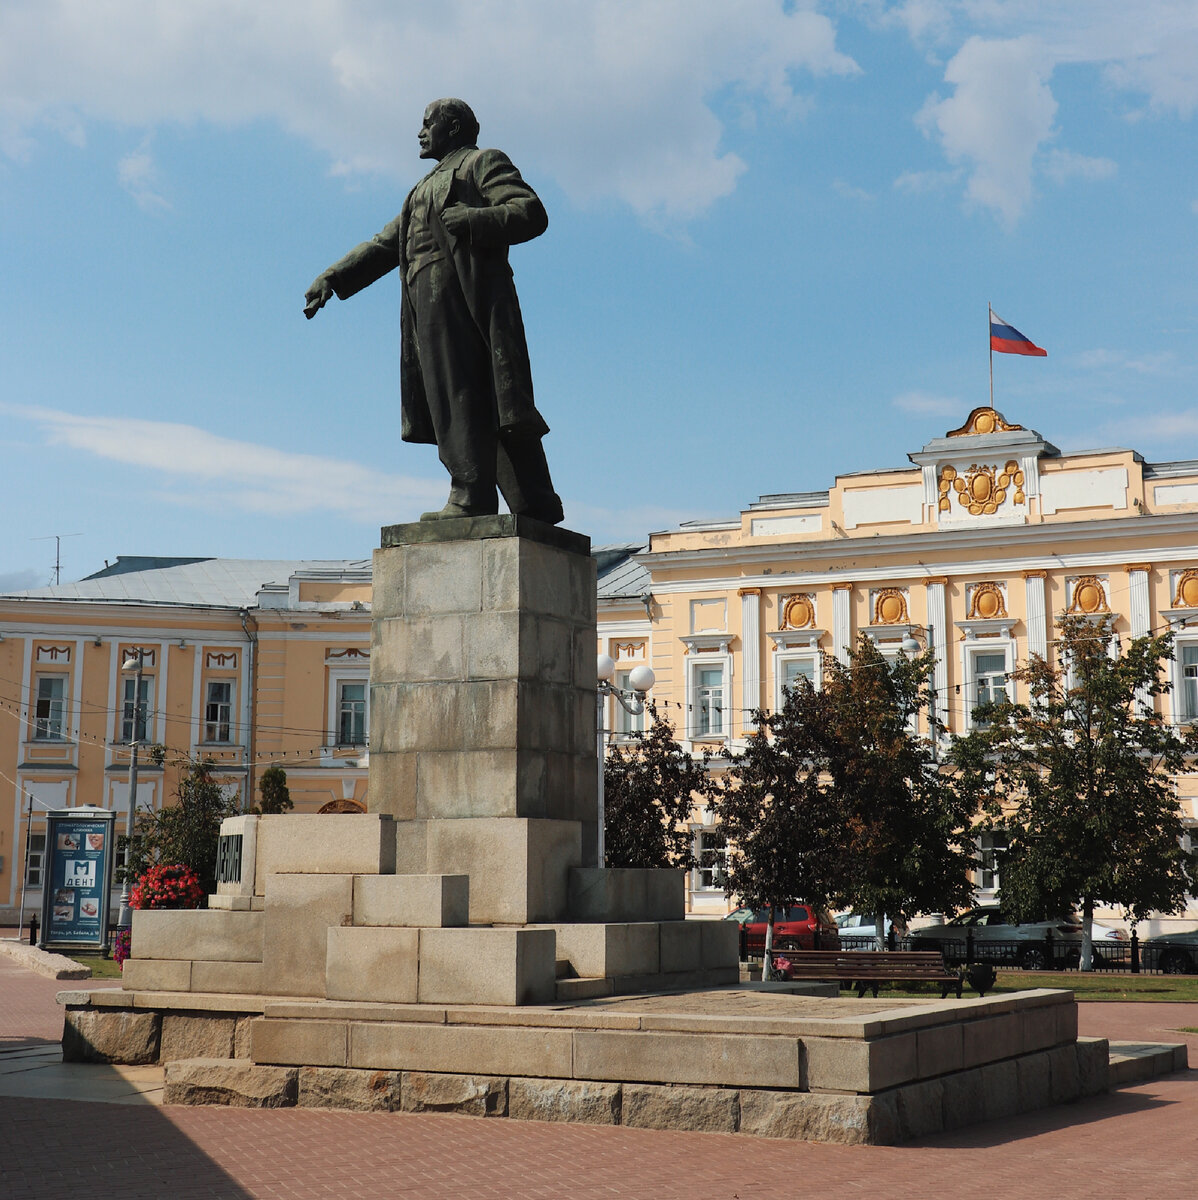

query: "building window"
(613, 671), (646, 736)
(1179, 644), (1198, 721)
(776, 654), (817, 711)
(692, 665), (726, 738)
(971, 651), (1009, 724)
(25, 832), (46, 888)
(695, 830), (728, 891)
(204, 680), (234, 743)
(976, 831), (1008, 891)
(120, 676), (154, 743)
(33, 676), (66, 740)
(337, 681), (367, 746)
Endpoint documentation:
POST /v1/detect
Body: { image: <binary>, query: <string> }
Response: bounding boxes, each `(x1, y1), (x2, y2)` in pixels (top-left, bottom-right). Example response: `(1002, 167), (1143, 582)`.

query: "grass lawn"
(67, 954), (124, 981)
(859, 970), (1198, 1003)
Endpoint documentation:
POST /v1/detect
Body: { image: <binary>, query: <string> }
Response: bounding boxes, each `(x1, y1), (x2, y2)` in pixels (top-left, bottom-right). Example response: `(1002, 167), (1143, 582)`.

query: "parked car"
(834, 913), (903, 946)
(724, 904), (840, 952)
(907, 905), (1126, 970)
(1143, 928), (1198, 974)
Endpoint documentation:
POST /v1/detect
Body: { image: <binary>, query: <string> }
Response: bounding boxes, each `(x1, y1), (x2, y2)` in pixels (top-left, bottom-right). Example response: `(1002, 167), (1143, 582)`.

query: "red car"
(725, 904), (840, 954)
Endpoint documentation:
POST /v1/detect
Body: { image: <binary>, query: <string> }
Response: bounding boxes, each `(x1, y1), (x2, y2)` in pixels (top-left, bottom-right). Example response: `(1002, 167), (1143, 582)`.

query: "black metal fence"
(831, 931), (1194, 975)
(737, 924), (1197, 975)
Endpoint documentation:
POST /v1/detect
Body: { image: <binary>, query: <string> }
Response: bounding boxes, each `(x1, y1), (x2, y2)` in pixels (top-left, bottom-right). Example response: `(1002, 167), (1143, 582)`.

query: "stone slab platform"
(55, 982), (1157, 1144)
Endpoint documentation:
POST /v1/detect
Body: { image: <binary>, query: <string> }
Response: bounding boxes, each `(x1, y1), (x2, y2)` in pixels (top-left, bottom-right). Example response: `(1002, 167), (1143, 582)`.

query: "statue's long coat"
(327, 145), (549, 444)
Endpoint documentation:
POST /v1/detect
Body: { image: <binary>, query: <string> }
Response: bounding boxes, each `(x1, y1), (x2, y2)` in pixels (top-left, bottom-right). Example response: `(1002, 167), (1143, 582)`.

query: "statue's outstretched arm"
(303, 214), (403, 317)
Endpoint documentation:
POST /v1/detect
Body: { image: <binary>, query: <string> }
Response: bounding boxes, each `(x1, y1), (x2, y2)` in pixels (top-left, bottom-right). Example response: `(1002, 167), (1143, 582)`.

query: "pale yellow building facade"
(598, 408), (1198, 928)
(0, 558), (372, 924)
(5, 407), (1198, 929)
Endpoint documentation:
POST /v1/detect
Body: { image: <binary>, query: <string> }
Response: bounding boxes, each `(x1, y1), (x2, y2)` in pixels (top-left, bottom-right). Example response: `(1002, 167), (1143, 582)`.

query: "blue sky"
(2, 1), (1196, 587)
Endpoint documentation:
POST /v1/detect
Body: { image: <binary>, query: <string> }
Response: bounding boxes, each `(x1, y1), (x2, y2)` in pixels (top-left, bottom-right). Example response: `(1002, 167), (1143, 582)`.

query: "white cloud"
(893, 167), (960, 193)
(892, 390), (961, 417)
(862, 0), (955, 45)
(891, 3), (1198, 221)
(0, 568), (44, 592)
(916, 36), (1057, 225)
(117, 141), (170, 211)
(0, 1), (858, 221)
(893, 2), (1198, 114)
(2, 403), (444, 523)
(1100, 410), (1198, 444)
(833, 178), (874, 202)
(565, 500), (712, 544)
(1071, 348), (1175, 374)
(1041, 148), (1116, 184)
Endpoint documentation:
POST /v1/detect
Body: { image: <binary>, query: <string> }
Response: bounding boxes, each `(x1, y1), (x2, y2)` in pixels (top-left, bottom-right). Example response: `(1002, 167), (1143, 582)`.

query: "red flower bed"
(129, 863), (205, 911)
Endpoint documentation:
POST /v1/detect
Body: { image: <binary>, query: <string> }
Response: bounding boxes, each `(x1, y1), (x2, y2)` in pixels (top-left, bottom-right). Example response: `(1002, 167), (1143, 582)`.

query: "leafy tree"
(819, 636), (978, 930)
(254, 764), (294, 814)
(125, 754), (241, 895)
(950, 613), (1198, 969)
(717, 635), (977, 971)
(603, 705), (713, 869)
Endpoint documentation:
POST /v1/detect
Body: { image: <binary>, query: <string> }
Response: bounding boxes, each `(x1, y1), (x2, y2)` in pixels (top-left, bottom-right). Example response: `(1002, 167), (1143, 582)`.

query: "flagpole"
(988, 303), (994, 408)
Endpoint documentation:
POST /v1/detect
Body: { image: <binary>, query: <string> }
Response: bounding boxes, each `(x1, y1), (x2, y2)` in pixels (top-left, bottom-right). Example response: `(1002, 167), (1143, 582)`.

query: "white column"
(925, 579), (948, 732)
(1128, 565), (1152, 714)
(833, 586), (852, 665)
(1024, 573), (1047, 661)
(1128, 566), (1150, 638)
(739, 589), (761, 722)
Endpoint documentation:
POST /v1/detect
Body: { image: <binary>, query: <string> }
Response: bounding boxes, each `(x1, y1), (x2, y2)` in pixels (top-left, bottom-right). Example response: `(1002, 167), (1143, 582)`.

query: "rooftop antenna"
(31, 533), (83, 585)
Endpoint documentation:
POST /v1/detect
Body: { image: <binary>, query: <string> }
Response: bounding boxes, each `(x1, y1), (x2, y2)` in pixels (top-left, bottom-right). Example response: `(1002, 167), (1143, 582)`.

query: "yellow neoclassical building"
(0, 557), (372, 924)
(598, 408), (1198, 925)
(4, 407), (1198, 928)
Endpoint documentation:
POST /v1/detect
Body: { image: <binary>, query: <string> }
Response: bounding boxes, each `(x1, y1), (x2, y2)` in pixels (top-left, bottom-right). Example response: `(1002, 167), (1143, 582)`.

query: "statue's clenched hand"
(440, 204), (471, 238)
(304, 272), (334, 319)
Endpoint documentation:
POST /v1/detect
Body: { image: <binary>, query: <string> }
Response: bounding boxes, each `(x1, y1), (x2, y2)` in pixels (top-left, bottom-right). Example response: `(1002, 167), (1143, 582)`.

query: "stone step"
(555, 977), (611, 1001)
(1107, 1040), (1188, 1087)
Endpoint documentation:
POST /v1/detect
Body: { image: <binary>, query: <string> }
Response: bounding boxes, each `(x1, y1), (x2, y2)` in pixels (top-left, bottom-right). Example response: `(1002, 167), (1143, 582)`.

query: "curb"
(0, 937), (92, 980)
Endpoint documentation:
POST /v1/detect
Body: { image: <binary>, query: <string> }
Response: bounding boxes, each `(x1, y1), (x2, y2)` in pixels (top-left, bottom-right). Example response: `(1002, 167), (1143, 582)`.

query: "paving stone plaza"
(3, 954), (1197, 1199)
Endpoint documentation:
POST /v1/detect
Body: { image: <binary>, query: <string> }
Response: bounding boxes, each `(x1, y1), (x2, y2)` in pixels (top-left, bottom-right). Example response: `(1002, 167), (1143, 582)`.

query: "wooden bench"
(770, 947), (965, 999)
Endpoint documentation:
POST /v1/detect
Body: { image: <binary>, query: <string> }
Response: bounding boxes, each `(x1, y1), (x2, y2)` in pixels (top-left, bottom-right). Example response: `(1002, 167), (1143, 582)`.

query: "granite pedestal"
(119, 519), (736, 1011)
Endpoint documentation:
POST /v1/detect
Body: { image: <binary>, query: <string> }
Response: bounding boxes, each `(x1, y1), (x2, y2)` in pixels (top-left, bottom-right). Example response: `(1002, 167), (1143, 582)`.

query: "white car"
(907, 905), (1126, 970)
(835, 913), (899, 944)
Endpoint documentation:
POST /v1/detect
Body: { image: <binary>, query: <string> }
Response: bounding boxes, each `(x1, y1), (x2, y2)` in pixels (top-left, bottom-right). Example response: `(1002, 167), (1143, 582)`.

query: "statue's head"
(418, 98), (479, 160)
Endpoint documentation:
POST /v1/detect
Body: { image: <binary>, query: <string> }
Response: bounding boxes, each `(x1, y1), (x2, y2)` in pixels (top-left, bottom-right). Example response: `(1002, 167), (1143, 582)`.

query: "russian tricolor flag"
(990, 309), (1047, 357)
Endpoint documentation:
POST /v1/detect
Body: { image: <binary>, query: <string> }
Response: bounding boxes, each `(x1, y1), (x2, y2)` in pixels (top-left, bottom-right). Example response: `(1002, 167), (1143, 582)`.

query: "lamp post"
(117, 649), (145, 929)
(596, 654), (655, 868)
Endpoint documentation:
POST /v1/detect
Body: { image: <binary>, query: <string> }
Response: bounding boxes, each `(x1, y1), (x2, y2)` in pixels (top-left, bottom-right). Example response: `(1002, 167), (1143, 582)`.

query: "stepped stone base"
(59, 982), (1180, 1144)
(123, 809), (725, 1009)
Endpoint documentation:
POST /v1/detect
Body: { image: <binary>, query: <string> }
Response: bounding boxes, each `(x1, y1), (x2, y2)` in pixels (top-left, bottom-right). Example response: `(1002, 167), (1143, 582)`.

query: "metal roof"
(596, 544), (649, 600)
(1, 557), (370, 610)
(2, 547), (647, 610)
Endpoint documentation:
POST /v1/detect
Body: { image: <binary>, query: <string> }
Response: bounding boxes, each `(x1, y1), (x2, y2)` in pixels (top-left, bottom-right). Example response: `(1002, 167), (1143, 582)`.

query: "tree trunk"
(874, 911), (886, 953)
(1079, 896), (1095, 972)
(762, 907), (775, 982)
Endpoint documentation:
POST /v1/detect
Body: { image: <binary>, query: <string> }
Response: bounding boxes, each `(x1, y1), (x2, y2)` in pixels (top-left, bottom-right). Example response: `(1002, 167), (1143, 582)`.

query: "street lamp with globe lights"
(117, 649), (146, 929)
(596, 654), (655, 867)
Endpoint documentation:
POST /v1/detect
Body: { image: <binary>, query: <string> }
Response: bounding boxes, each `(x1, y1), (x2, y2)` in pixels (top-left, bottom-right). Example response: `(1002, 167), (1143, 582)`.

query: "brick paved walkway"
(2, 948), (1196, 1200)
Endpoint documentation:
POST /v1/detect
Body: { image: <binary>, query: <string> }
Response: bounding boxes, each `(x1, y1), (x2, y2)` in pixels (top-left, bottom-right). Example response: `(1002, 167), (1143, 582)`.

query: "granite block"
(417, 927), (556, 1006)
(164, 1058), (297, 1108)
(131, 909), (263, 963)
(326, 926), (419, 1004)
(573, 1029), (800, 1089)
(353, 873), (468, 928)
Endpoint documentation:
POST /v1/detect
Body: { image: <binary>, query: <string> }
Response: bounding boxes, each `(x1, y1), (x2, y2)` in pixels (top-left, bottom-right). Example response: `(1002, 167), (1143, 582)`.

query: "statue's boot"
(420, 480), (498, 521)
(497, 432), (564, 525)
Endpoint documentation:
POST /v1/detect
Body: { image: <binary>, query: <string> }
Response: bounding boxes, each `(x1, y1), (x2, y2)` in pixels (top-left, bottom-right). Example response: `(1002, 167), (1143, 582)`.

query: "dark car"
(723, 903), (840, 953)
(908, 905), (1125, 970)
(1143, 928), (1198, 974)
